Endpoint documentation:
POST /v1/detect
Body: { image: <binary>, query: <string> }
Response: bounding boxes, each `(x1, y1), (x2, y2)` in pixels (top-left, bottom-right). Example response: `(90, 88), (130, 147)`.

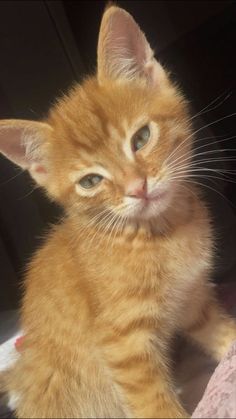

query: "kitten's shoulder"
(25, 219), (76, 283)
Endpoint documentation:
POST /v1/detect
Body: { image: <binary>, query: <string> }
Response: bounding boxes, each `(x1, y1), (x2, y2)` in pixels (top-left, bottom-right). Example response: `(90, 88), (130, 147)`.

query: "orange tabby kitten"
(0, 5), (236, 419)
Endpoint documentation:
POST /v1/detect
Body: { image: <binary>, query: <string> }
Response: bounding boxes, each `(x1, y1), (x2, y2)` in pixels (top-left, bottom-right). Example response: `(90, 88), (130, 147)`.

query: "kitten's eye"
(131, 125), (150, 152)
(79, 174), (103, 189)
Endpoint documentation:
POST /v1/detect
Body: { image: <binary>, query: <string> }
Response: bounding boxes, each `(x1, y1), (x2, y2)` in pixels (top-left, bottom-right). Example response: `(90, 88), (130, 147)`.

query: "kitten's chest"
(81, 215), (213, 335)
(91, 217), (213, 316)
(103, 222), (212, 284)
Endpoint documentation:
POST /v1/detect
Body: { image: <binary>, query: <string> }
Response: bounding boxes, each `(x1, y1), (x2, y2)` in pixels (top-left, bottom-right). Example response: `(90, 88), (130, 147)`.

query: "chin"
(129, 191), (174, 222)
(141, 197), (172, 220)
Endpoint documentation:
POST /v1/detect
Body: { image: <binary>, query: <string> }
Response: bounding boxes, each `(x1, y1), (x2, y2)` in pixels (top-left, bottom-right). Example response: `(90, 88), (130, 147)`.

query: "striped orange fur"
(0, 4), (236, 418)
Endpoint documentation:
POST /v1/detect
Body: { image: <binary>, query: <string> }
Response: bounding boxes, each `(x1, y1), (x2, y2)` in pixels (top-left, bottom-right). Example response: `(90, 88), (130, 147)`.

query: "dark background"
(1, 0), (236, 311)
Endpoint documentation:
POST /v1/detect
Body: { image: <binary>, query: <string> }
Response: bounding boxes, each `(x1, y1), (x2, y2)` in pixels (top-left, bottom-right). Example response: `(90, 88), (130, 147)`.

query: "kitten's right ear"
(0, 119), (53, 186)
(97, 5), (167, 86)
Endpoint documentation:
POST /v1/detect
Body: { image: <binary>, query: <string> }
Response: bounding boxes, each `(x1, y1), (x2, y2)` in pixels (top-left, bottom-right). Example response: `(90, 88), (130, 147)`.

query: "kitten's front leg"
(101, 327), (188, 418)
(184, 295), (236, 362)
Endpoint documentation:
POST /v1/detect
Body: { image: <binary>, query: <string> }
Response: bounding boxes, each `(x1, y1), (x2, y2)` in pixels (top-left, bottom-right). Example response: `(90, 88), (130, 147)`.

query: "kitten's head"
(0, 5), (193, 224)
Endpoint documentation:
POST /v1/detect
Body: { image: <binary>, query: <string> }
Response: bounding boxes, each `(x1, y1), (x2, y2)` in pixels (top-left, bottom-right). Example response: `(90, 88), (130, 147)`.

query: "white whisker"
(164, 113), (236, 170)
(166, 135), (236, 172)
(188, 91), (232, 123)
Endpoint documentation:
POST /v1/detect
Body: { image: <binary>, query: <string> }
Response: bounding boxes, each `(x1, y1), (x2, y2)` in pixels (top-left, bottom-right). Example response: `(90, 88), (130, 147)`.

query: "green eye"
(132, 125), (150, 152)
(79, 174), (103, 189)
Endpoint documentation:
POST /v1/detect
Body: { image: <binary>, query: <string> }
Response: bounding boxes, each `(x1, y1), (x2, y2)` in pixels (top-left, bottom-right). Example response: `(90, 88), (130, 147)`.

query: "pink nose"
(126, 178), (147, 199)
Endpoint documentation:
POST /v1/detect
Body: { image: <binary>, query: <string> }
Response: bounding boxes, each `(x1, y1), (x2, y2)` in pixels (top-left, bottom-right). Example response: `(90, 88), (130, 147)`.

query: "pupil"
(132, 125), (150, 152)
(136, 138), (144, 149)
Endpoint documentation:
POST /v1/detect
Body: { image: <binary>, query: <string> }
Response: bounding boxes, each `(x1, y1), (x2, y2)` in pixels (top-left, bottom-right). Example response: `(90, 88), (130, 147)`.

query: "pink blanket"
(192, 341), (236, 418)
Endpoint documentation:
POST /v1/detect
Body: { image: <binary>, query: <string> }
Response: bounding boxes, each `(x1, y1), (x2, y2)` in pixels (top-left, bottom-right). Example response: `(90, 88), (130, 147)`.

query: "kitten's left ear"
(0, 119), (53, 186)
(97, 5), (167, 86)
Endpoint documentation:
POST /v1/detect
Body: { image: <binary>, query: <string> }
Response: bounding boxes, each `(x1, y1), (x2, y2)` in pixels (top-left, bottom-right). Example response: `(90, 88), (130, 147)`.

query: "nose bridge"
(122, 163), (144, 181)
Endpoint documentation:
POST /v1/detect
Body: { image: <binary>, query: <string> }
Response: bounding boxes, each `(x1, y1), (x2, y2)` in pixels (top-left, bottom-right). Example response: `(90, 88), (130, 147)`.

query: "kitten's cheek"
(122, 197), (145, 217)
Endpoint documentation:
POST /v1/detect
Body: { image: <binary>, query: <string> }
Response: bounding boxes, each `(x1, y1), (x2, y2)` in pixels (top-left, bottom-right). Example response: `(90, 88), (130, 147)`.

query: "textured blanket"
(192, 341), (236, 418)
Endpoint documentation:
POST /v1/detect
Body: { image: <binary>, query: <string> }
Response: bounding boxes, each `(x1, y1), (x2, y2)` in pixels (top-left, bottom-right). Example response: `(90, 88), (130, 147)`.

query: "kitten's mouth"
(123, 188), (171, 220)
(145, 191), (168, 203)
(135, 189), (170, 219)
(141, 190), (168, 208)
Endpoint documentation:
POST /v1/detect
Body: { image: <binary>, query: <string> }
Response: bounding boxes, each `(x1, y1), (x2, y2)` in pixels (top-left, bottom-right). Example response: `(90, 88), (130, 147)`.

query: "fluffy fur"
(0, 5), (236, 418)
